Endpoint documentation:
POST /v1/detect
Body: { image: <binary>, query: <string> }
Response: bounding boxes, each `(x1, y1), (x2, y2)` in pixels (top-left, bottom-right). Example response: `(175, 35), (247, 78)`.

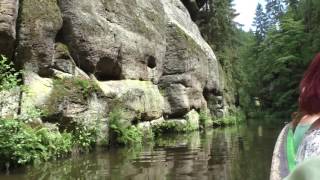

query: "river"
(0, 124), (281, 180)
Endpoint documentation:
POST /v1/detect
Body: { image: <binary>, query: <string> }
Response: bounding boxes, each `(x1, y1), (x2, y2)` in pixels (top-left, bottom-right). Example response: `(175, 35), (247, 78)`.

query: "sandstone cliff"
(0, 0), (225, 142)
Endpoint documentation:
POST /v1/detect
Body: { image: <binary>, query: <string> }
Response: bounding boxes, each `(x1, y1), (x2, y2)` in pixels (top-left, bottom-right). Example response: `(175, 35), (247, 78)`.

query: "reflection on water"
(0, 125), (281, 180)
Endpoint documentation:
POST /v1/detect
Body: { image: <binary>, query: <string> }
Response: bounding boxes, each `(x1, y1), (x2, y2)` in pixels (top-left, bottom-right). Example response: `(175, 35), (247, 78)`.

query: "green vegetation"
(184, 0), (320, 123)
(52, 77), (99, 99)
(0, 116), (99, 169)
(0, 55), (21, 91)
(238, 0), (320, 122)
(71, 124), (98, 152)
(152, 120), (197, 136)
(199, 109), (213, 129)
(0, 118), (72, 168)
(213, 109), (245, 126)
(108, 109), (143, 145)
(46, 77), (100, 114)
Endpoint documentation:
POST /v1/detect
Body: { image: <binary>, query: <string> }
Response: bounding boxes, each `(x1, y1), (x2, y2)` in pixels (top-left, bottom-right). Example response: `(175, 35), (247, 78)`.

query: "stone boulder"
(0, 0), (19, 58)
(58, 0), (166, 83)
(97, 80), (165, 122)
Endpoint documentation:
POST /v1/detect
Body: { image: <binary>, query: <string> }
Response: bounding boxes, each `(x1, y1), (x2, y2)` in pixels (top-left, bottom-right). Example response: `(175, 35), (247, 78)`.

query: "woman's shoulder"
(296, 128), (320, 164)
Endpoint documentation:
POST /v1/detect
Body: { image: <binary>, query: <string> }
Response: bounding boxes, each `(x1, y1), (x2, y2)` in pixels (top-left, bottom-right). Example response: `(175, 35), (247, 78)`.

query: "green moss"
(46, 77), (100, 114)
(55, 43), (70, 54)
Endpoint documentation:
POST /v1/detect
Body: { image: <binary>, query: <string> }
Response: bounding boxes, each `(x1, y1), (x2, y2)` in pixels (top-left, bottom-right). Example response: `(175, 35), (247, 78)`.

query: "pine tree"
(252, 3), (268, 43)
(265, 0), (285, 26)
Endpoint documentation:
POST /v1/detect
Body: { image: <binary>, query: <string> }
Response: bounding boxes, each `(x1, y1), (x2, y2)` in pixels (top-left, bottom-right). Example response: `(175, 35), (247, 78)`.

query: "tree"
(265, 0), (285, 26)
(252, 3), (269, 43)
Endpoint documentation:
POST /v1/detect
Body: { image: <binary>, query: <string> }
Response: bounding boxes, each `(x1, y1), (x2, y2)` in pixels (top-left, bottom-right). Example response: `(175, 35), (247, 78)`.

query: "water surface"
(1, 125), (281, 180)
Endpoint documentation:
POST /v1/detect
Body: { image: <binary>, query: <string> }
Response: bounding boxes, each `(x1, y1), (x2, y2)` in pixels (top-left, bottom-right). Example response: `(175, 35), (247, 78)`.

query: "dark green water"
(0, 125), (281, 180)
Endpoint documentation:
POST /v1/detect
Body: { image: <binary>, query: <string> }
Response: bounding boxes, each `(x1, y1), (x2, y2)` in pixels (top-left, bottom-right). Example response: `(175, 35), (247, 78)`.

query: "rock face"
(0, 0), (227, 146)
(0, 0), (19, 59)
(15, 0), (63, 76)
(58, 0), (166, 82)
(159, 0), (219, 117)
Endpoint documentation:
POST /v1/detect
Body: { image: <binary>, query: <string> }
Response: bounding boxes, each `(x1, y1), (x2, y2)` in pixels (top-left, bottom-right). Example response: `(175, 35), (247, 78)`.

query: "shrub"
(108, 109), (143, 145)
(0, 55), (21, 91)
(0, 119), (73, 169)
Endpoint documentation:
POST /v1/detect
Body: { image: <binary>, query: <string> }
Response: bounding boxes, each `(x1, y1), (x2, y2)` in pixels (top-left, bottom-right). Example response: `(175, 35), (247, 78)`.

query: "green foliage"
(0, 55), (21, 91)
(237, 0), (320, 122)
(213, 109), (245, 126)
(0, 119), (72, 168)
(108, 109), (143, 145)
(18, 106), (48, 123)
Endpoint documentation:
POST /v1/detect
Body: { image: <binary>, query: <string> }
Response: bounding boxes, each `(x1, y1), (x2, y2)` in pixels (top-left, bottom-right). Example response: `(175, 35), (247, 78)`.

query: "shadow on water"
(0, 124), (282, 180)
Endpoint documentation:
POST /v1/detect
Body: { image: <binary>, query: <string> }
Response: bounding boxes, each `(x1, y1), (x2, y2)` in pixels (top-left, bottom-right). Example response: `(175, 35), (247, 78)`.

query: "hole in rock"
(147, 56), (157, 69)
(94, 57), (122, 81)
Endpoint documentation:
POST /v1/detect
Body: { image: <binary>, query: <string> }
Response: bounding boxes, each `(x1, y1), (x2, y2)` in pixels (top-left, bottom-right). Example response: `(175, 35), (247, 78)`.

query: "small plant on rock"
(0, 55), (21, 91)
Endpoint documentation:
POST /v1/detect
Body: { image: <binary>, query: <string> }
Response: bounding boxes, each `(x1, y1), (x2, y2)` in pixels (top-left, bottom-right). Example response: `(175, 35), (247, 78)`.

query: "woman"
(270, 53), (320, 180)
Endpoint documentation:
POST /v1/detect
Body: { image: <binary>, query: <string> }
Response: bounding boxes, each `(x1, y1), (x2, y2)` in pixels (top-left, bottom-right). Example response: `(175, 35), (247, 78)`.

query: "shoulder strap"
(309, 117), (320, 131)
(286, 127), (296, 172)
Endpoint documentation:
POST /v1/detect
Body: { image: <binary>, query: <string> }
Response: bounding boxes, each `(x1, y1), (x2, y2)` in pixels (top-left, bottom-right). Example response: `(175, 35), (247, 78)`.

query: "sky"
(233, 0), (266, 31)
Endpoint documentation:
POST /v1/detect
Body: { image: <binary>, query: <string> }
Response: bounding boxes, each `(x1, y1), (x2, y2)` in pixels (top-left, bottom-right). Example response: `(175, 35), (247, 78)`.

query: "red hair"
(299, 53), (320, 114)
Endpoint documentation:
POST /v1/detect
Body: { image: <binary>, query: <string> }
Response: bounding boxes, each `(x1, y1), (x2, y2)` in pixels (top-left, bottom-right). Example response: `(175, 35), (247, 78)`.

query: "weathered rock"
(0, 0), (19, 58)
(0, 87), (20, 119)
(15, 0), (62, 76)
(58, 0), (166, 83)
(53, 43), (76, 75)
(97, 80), (164, 122)
(163, 84), (190, 117)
